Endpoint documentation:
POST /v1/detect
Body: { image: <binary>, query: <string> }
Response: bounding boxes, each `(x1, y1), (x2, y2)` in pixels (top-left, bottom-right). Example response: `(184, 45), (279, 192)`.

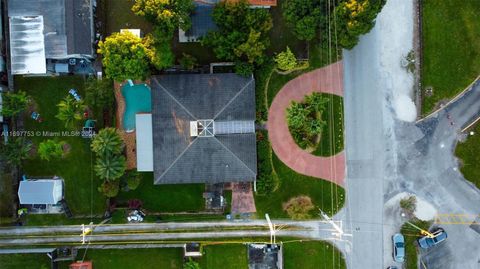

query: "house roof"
(18, 180), (63, 205)
(136, 113), (154, 172)
(8, 0), (94, 59)
(151, 74), (257, 184)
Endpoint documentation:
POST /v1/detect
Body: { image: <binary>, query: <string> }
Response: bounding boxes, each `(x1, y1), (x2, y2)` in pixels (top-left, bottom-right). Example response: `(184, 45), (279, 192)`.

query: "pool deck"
(114, 81), (137, 170)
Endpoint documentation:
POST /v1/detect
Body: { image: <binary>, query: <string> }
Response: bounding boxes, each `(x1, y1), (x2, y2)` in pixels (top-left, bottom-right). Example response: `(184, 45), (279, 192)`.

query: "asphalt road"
(341, 14), (480, 269)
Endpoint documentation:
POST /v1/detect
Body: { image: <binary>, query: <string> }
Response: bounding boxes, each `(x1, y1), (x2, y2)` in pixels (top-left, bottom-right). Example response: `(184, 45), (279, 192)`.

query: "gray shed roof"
(151, 74), (257, 184)
(18, 180), (63, 205)
(8, 0), (94, 58)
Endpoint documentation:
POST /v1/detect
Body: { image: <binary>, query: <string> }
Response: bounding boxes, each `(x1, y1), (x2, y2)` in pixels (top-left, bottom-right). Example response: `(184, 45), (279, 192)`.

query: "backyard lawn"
(284, 241), (346, 269)
(16, 76), (105, 216)
(117, 172), (205, 212)
(104, 0), (153, 35)
(58, 248), (183, 269)
(0, 170), (14, 225)
(0, 253), (51, 269)
(200, 244), (248, 269)
(421, 0), (480, 114)
(455, 123), (480, 189)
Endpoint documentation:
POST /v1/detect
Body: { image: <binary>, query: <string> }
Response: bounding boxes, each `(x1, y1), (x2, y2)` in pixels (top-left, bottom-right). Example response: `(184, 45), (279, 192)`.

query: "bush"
(179, 53), (197, 70)
(38, 140), (65, 161)
(0, 137), (32, 167)
(235, 62), (254, 77)
(91, 127), (124, 156)
(400, 195), (417, 217)
(275, 47), (297, 71)
(94, 153), (127, 181)
(85, 78), (114, 111)
(56, 96), (86, 129)
(126, 171), (142, 191)
(0, 91), (29, 117)
(98, 180), (120, 198)
(283, 196), (315, 220)
(282, 0), (325, 41)
(287, 92), (329, 149)
(184, 258), (201, 269)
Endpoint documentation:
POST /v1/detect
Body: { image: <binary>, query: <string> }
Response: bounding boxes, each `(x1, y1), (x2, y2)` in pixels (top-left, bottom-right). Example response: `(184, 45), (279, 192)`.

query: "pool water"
(121, 83), (152, 132)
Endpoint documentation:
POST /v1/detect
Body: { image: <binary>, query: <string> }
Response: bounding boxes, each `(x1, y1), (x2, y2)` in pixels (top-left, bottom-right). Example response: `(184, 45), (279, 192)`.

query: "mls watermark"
(1, 130), (95, 137)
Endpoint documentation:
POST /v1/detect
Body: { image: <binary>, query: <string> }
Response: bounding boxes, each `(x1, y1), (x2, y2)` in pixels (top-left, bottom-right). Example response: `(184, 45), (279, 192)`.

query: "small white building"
(18, 179), (63, 205)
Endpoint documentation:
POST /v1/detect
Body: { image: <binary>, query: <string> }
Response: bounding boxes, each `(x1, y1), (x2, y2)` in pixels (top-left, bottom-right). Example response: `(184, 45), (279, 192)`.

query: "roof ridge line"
(152, 77), (198, 120)
(213, 136), (256, 177)
(213, 76), (254, 120)
(155, 138), (199, 183)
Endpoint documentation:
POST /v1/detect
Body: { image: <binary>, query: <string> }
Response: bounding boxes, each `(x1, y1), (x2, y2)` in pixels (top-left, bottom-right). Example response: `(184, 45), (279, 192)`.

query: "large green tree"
(94, 153), (127, 181)
(202, 0), (272, 66)
(56, 96), (86, 129)
(132, 0), (195, 33)
(91, 127), (124, 156)
(97, 31), (152, 82)
(334, 0), (386, 49)
(282, 0), (325, 41)
(1, 91), (29, 117)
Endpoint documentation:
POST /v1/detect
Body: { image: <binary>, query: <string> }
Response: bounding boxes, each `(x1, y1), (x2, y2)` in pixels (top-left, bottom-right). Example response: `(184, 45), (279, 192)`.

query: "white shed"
(18, 179), (63, 205)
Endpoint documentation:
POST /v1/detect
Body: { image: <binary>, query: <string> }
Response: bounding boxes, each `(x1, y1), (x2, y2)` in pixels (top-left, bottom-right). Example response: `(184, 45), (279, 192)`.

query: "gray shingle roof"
(151, 74), (257, 184)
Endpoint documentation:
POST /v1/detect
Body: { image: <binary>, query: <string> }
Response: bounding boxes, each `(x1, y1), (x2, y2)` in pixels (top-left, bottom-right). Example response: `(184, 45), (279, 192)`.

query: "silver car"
(393, 233), (405, 263)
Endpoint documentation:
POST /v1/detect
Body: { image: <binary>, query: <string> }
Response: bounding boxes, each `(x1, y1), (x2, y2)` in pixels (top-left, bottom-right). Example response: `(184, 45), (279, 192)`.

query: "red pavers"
(267, 61), (345, 186)
(231, 183), (256, 214)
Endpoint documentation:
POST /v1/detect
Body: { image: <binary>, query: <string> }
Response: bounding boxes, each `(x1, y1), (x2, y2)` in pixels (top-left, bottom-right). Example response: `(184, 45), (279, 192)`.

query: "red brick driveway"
(267, 61), (345, 186)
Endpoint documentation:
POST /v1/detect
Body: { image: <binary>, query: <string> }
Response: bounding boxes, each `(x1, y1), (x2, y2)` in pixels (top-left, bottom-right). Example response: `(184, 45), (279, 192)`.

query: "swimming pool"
(121, 83), (152, 132)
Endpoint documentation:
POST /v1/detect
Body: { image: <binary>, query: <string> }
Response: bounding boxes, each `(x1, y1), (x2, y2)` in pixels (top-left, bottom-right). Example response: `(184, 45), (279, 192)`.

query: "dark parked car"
(418, 228), (448, 249)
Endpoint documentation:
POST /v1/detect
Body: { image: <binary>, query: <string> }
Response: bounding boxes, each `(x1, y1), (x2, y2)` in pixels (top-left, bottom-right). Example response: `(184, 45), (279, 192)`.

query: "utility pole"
(265, 214), (275, 244)
(319, 210), (352, 238)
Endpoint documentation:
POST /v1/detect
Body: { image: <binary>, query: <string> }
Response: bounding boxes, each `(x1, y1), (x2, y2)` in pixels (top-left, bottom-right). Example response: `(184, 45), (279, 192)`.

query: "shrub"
(400, 195), (417, 217)
(282, 0), (325, 41)
(287, 92), (329, 149)
(275, 47), (297, 71)
(0, 137), (32, 166)
(98, 180), (120, 198)
(85, 77), (114, 111)
(235, 62), (254, 77)
(38, 140), (65, 161)
(283, 196), (315, 220)
(132, 0), (195, 32)
(184, 258), (201, 269)
(0, 91), (29, 117)
(126, 171), (142, 191)
(179, 53), (197, 70)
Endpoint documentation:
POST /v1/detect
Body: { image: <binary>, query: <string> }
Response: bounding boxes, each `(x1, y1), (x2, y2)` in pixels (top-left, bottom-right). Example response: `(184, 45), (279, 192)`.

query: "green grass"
(16, 76), (105, 216)
(455, 123), (480, 189)
(0, 170), (14, 225)
(400, 219), (432, 269)
(117, 172), (205, 212)
(200, 244), (248, 269)
(255, 153), (345, 218)
(104, 0), (153, 35)
(312, 93), (344, 156)
(421, 0), (480, 115)
(0, 253), (51, 269)
(284, 241), (346, 269)
(57, 248), (183, 269)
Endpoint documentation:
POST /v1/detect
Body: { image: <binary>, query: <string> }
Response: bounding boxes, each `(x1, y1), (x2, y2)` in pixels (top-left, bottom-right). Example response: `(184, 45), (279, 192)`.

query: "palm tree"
(0, 137), (32, 166)
(94, 153), (127, 181)
(1, 91), (30, 117)
(56, 96), (86, 129)
(91, 127), (124, 155)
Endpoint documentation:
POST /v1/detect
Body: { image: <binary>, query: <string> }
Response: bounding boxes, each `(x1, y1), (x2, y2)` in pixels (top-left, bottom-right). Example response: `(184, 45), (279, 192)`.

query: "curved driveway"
(267, 61), (345, 186)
